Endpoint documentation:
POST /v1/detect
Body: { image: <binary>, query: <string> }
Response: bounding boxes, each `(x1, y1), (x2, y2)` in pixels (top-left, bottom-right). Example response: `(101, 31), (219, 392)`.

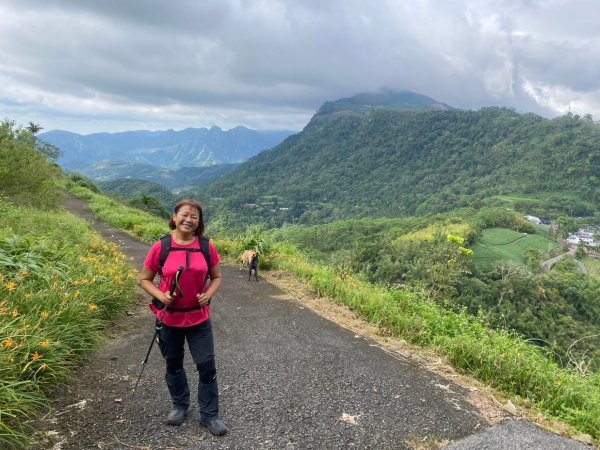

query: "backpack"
(152, 234), (212, 311)
(157, 234), (212, 277)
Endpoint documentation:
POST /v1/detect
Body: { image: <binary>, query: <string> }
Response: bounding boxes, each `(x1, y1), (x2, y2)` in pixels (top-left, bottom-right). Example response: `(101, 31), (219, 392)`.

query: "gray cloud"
(1, 0), (598, 134)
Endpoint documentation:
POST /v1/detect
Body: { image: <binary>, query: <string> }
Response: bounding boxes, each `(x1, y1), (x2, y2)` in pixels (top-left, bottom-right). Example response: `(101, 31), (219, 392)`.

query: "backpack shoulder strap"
(158, 234), (172, 277)
(199, 235), (211, 269)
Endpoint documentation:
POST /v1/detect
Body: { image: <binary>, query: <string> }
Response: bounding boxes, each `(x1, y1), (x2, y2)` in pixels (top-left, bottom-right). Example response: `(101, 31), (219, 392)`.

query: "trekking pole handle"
(156, 266), (184, 329)
(169, 266), (184, 297)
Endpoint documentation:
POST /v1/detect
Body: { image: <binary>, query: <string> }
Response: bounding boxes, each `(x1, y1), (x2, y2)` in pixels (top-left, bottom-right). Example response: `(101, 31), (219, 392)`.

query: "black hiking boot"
(166, 408), (187, 426)
(200, 417), (227, 436)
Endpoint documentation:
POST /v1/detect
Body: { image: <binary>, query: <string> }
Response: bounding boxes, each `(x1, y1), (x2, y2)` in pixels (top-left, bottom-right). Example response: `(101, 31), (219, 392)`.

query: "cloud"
(0, 0), (599, 134)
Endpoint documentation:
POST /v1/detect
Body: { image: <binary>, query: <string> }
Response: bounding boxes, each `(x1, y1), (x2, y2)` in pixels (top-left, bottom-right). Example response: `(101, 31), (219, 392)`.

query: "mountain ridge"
(40, 125), (295, 173)
(200, 105), (599, 227)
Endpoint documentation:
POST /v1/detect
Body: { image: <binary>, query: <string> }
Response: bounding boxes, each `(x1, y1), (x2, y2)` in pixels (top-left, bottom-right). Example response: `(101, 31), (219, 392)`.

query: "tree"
(523, 248), (541, 272)
(555, 216), (578, 238)
(496, 262), (529, 306)
(129, 195), (169, 219)
(26, 122), (43, 149)
(0, 119), (60, 208)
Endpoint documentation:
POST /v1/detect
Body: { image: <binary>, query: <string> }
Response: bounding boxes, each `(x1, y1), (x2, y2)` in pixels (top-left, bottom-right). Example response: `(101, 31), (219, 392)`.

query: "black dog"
(248, 253), (259, 281)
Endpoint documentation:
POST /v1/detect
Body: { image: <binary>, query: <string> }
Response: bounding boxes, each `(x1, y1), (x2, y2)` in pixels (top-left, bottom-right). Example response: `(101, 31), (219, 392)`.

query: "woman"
(139, 199), (227, 436)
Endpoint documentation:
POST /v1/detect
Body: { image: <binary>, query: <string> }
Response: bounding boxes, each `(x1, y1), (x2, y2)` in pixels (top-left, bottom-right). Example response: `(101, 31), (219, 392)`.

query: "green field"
(471, 227), (559, 270)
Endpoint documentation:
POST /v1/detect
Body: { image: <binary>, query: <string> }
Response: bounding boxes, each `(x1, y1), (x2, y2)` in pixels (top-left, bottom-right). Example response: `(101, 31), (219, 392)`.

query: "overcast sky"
(1, 0), (598, 135)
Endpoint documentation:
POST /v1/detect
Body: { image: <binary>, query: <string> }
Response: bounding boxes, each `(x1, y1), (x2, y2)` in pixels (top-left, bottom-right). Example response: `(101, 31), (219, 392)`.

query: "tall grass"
(0, 199), (137, 448)
(67, 183), (167, 242)
(582, 256), (600, 278)
(269, 247), (600, 439)
(68, 185), (600, 442)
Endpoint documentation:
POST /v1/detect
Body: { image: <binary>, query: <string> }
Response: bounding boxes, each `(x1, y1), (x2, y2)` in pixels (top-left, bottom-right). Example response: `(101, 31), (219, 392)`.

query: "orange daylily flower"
(2, 337), (15, 349)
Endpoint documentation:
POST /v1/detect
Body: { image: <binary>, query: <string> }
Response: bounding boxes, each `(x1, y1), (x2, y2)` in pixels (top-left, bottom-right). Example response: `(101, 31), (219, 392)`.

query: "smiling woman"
(138, 199), (228, 435)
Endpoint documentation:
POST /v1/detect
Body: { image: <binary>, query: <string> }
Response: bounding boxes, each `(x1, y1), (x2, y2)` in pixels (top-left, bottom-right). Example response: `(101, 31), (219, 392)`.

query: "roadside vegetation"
(65, 182), (600, 443)
(0, 122), (137, 449)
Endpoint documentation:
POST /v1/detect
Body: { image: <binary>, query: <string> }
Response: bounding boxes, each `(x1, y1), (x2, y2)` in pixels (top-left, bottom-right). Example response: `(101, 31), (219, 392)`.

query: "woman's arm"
(139, 267), (173, 306)
(197, 264), (222, 307)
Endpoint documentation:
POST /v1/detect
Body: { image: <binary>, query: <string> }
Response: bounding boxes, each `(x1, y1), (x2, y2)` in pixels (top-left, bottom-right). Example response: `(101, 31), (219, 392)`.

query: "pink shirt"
(144, 235), (221, 328)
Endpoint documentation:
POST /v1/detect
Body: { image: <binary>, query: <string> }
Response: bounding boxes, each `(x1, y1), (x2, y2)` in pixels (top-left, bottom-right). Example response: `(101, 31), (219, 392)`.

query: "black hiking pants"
(157, 319), (219, 419)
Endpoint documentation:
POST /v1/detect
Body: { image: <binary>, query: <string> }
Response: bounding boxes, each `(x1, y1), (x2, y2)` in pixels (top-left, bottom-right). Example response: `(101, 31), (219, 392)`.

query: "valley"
(52, 91), (600, 372)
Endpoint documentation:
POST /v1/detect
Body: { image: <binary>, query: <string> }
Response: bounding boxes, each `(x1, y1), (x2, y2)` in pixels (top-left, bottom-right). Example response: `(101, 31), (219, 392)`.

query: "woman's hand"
(197, 292), (210, 307)
(157, 290), (174, 306)
(196, 264), (222, 307)
(139, 266), (174, 306)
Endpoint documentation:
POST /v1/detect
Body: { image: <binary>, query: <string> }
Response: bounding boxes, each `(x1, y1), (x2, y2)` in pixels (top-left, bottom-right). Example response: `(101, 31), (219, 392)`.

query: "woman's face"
(173, 205), (200, 234)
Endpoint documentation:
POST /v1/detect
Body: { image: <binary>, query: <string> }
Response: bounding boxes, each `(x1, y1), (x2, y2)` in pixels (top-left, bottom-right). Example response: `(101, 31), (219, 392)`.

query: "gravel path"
(29, 195), (593, 450)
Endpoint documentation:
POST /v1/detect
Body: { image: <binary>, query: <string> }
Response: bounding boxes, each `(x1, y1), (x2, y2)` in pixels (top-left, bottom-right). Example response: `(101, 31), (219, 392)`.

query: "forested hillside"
(190, 102), (600, 371)
(92, 162), (239, 190)
(201, 107), (599, 227)
(266, 207), (600, 372)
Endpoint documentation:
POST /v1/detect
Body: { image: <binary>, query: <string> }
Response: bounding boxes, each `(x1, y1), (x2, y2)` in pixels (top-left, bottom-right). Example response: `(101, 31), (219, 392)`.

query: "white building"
(566, 229), (598, 247)
(525, 215), (541, 224)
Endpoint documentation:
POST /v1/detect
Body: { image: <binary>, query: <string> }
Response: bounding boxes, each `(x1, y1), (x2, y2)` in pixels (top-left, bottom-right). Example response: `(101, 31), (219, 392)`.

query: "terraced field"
(471, 227), (559, 270)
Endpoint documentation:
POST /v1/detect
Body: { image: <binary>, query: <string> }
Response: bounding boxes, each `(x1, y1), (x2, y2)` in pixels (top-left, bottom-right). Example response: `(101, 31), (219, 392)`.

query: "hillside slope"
(202, 107), (600, 226)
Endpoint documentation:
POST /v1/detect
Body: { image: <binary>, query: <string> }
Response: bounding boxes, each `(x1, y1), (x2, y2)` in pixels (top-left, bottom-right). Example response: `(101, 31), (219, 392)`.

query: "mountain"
(96, 179), (179, 208)
(40, 126), (295, 173)
(198, 95), (599, 227)
(77, 160), (239, 190)
(314, 90), (453, 118)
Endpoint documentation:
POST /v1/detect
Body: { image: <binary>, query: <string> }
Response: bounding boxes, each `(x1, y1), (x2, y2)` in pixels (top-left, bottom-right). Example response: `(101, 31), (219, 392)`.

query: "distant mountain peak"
(314, 90), (453, 118)
(40, 126), (295, 173)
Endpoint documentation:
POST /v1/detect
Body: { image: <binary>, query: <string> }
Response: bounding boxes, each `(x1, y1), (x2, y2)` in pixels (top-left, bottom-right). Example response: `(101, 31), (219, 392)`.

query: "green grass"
(581, 256), (600, 277)
(471, 227), (559, 269)
(490, 194), (542, 203)
(0, 198), (137, 448)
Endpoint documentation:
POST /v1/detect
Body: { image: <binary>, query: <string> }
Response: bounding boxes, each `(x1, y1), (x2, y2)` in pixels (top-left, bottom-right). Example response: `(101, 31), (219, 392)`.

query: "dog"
(248, 253), (259, 281)
(239, 250), (256, 270)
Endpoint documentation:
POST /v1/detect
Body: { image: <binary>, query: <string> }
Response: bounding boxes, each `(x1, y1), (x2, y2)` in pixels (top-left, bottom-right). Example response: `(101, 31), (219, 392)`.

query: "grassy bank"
(66, 184), (599, 443)
(0, 198), (137, 448)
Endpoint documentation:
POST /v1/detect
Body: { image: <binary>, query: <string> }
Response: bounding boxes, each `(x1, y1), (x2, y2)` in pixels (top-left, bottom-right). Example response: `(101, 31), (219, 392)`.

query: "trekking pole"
(131, 266), (184, 396)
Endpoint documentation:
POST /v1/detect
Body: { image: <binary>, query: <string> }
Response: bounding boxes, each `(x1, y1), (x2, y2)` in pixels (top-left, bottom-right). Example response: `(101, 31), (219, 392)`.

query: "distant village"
(525, 215), (599, 249)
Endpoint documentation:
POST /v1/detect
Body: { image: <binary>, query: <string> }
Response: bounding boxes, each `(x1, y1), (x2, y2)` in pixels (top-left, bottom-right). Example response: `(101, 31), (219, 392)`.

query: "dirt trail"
(29, 195), (592, 450)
